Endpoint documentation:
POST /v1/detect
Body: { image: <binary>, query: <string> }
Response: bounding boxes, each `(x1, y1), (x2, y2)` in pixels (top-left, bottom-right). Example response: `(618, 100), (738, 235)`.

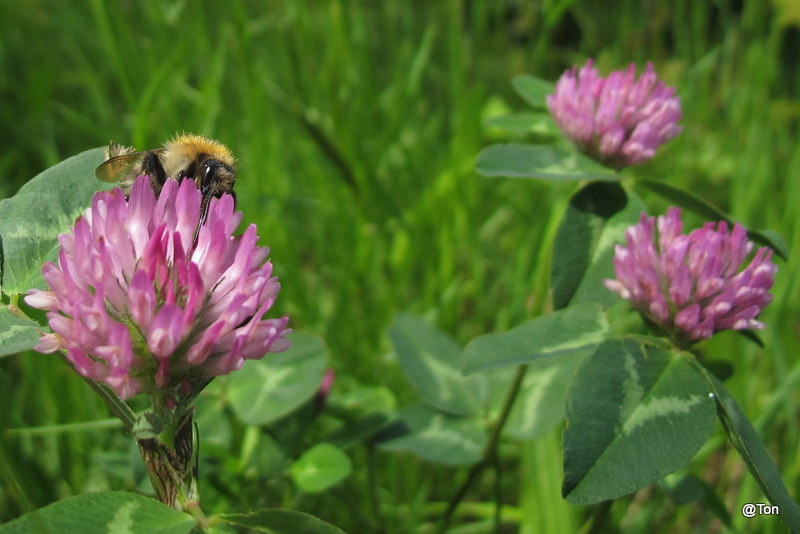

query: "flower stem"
(181, 498), (210, 530)
(366, 442), (386, 533)
(56, 352), (137, 432)
(7, 293), (32, 321)
(138, 408), (198, 510)
(436, 363), (528, 533)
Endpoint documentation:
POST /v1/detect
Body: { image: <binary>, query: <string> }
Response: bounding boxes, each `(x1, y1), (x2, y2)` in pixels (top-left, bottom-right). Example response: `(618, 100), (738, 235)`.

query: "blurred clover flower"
(547, 59), (682, 169)
(26, 176), (290, 400)
(604, 207), (776, 347)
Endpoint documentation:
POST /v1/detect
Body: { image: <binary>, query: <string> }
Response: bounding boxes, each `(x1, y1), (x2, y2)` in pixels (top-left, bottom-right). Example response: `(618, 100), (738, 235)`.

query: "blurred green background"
(1, 1), (799, 532)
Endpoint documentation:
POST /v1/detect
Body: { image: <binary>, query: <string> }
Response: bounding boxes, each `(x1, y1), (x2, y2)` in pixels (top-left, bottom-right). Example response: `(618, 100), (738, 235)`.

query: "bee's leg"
(194, 190), (237, 244)
(141, 152), (168, 195)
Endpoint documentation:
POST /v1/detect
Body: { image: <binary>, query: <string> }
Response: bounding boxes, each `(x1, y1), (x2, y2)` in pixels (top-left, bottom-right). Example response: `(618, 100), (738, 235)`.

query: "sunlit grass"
(1, 1), (798, 532)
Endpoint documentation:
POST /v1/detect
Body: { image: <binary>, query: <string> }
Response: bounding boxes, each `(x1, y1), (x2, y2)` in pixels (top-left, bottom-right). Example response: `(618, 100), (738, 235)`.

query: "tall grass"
(1, 1), (798, 531)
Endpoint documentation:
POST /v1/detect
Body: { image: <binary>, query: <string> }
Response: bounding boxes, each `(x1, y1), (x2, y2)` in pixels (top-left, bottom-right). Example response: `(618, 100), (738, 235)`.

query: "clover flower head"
(26, 176), (291, 399)
(604, 207), (776, 346)
(547, 59), (682, 169)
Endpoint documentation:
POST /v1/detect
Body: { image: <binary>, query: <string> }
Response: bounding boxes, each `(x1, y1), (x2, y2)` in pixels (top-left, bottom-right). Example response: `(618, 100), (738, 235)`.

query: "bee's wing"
(95, 147), (166, 183)
(104, 141), (136, 160)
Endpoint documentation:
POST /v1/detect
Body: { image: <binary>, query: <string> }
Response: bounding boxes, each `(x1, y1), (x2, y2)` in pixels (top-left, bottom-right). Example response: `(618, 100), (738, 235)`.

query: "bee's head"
(172, 155), (236, 197)
(198, 158), (236, 198)
(164, 134), (237, 196)
(192, 157), (237, 226)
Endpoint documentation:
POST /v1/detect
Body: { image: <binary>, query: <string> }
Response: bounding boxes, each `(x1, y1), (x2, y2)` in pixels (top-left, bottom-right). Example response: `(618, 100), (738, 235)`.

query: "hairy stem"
(436, 363), (528, 533)
(56, 352), (137, 432)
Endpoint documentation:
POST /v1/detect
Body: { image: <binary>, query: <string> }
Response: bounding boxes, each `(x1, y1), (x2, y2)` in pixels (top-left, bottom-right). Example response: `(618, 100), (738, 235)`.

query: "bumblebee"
(95, 134), (237, 219)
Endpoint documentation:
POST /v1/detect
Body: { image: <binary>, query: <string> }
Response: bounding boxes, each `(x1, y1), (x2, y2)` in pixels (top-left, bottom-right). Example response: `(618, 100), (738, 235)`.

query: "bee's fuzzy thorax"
(166, 134), (236, 167)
